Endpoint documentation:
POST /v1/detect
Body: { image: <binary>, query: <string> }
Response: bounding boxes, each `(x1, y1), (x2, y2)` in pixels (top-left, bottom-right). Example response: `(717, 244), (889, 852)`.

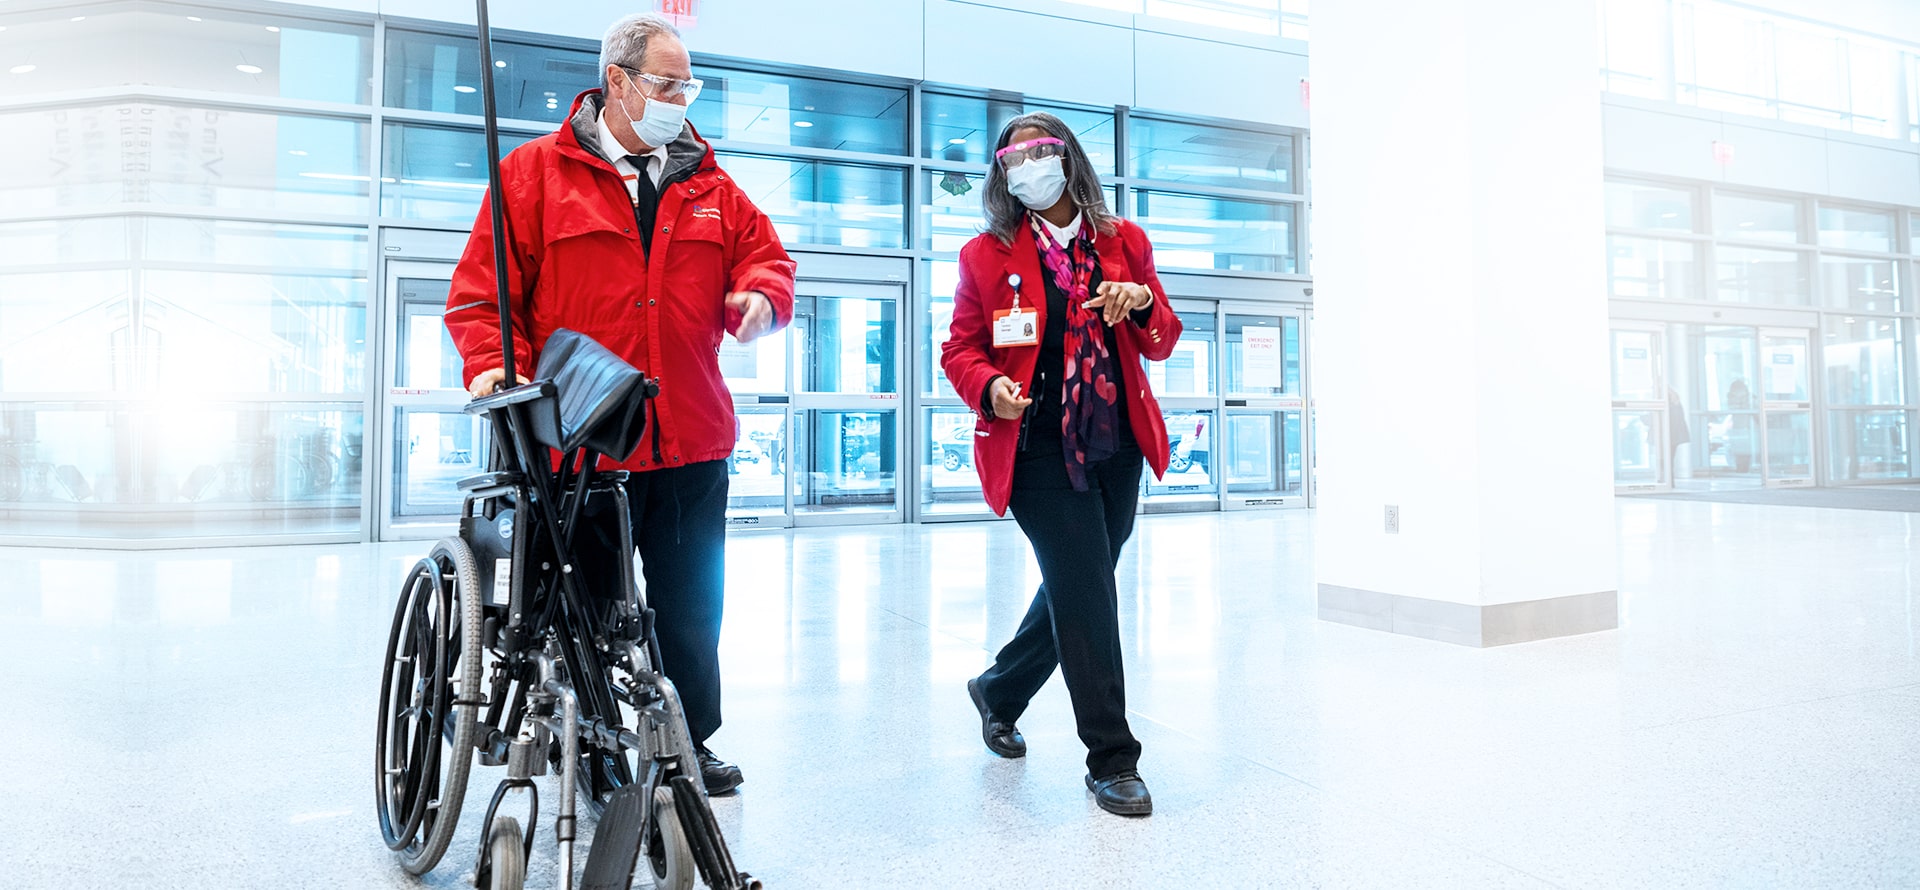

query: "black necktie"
(632, 155), (659, 255)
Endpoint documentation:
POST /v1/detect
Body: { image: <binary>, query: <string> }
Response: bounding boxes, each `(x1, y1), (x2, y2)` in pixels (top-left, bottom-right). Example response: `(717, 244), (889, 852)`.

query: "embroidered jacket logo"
(690, 205), (722, 221)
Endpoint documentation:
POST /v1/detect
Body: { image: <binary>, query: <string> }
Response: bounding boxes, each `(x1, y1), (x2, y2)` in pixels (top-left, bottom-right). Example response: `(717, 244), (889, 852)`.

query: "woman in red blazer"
(940, 112), (1182, 817)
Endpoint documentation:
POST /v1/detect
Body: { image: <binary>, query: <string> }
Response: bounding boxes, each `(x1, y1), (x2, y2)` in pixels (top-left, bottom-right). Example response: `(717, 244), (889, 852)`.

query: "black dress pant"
(975, 438), (1144, 779)
(575, 460), (730, 745)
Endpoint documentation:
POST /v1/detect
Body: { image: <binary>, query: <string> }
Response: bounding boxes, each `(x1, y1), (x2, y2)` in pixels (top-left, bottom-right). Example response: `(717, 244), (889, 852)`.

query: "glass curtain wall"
(1607, 177), (1920, 486)
(0, 1), (1309, 542)
(1598, 0), (1918, 140)
(0, 6), (375, 541)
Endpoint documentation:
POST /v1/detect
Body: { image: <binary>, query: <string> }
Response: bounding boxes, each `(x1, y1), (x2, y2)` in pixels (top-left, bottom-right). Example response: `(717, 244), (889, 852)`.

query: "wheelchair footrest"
(580, 783), (650, 890)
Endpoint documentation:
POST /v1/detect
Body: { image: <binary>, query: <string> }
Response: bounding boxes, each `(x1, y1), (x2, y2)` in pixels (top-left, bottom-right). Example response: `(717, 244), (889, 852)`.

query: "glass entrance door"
(1220, 306), (1307, 509)
(376, 260), (480, 538)
(1611, 325), (1668, 491)
(725, 278), (904, 528)
(1142, 300), (1221, 512)
(1758, 328), (1815, 486)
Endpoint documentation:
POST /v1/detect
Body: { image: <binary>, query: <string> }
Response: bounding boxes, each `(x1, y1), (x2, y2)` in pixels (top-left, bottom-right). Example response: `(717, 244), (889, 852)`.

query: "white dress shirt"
(597, 110), (668, 206)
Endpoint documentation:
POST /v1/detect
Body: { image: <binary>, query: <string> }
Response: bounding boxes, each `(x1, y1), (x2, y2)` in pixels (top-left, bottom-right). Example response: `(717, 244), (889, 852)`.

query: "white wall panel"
(1717, 123), (1830, 195)
(1825, 140), (1920, 207)
(923, 0), (1132, 108)
(1602, 102), (1725, 182)
(1133, 30), (1306, 127)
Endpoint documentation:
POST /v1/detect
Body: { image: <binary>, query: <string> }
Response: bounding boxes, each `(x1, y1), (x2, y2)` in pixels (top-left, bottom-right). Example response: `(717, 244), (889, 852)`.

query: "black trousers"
(575, 460), (730, 745)
(976, 439), (1144, 779)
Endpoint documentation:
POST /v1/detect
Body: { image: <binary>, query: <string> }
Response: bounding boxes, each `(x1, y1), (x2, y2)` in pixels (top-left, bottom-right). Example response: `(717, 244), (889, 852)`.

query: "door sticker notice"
(1242, 326), (1282, 389)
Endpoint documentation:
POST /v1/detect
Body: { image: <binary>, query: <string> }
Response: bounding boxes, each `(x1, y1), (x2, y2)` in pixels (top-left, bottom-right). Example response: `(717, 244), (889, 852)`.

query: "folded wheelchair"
(374, 329), (759, 890)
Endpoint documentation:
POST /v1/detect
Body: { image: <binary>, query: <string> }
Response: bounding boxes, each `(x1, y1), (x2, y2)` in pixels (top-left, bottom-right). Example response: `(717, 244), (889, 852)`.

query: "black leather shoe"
(967, 678), (1026, 758)
(1085, 770), (1152, 816)
(697, 746), (743, 795)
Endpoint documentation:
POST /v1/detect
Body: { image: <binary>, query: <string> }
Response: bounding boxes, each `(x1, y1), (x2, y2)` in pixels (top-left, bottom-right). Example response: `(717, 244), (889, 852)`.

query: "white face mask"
(620, 72), (688, 149)
(1006, 156), (1068, 211)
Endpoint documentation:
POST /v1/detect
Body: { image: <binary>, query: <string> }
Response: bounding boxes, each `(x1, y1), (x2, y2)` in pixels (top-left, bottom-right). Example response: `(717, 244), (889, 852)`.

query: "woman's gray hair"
(982, 111), (1118, 244)
(600, 13), (682, 91)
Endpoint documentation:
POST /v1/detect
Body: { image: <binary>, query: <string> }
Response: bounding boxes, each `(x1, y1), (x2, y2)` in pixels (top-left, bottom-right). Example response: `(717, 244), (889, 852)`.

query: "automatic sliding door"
(1611, 326), (1668, 491)
(378, 262), (482, 538)
(1142, 303), (1219, 512)
(792, 282), (903, 524)
(1220, 309), (1305, 509)
(1758, 329), (1815, 486)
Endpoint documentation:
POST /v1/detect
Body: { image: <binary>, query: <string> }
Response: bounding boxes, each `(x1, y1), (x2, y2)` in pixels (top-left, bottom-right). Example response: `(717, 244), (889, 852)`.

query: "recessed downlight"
(236, 64), (263, 74)
(453, 85), (476, 93)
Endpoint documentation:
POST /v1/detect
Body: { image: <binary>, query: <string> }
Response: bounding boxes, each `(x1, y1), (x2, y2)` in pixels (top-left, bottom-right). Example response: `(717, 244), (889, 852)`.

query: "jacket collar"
(559, 89), (713, 185)
(998, 216), (1127, 308)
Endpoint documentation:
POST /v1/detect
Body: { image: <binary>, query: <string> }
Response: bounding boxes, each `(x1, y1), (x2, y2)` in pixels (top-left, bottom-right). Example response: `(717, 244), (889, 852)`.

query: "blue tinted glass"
(1134, 191), (1296, 273)
(689, 67), (907, 155)
(1130, 117), (1292, 192)
(717, 153), (906, 249)
(922, 92), (1115, 173)
(384, 30), (599, 123)
(0, 10), (371, 103)
(381, 123), (538, 222)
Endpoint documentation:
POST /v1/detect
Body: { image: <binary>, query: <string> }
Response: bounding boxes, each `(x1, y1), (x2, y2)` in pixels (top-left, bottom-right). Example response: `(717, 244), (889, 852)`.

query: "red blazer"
(941, 218), (1181, 516)
(445, 90), (796, 472)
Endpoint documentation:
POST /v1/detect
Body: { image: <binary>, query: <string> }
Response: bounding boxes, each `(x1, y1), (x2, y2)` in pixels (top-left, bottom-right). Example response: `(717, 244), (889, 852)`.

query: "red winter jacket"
(445, 90), (796, 472)
(940, 218), (1181, 516)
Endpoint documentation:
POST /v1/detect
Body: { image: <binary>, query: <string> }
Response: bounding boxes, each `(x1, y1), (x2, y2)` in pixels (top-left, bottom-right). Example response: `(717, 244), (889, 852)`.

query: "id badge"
(992, 308), (1039, 348)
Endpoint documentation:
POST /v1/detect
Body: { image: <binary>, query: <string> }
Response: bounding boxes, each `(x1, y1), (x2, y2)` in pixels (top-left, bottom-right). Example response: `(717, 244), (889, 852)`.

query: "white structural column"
(1309, 0), (1619, 646)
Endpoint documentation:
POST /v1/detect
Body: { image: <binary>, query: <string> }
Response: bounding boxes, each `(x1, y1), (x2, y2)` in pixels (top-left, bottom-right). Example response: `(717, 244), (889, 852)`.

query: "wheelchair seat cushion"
(528, 328), (650, 461)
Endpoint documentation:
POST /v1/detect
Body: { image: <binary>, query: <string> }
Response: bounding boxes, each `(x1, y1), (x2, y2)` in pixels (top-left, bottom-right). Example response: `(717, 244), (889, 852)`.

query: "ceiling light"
(287, 149), (308, 156)
(495, 60), (507, 68)
(236, 64), (263, 74)
(855, 195), (868, 200)
(70, 16), (85, 22)
(453, 85), (476, 93)
(265, 26), (280, 32)
(455, 161), (473, 168)
(794, 121), (813, 128)
(948, 138), (966, 144)
(186, 16), (201, 21)
(9, 64), (35, 75)
(803, 105), (815, 111)
(936, 113), (947, 118)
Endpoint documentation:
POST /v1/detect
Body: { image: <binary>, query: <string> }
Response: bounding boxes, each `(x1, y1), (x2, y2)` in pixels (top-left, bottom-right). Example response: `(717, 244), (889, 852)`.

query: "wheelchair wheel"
(645, 786), (696, 890)
(485, 816), (526, 890)
(374, 537), (484, 875)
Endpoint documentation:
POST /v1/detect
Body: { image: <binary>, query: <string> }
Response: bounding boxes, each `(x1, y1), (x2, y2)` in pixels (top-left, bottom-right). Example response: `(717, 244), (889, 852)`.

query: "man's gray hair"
(600, 13), (683, 91)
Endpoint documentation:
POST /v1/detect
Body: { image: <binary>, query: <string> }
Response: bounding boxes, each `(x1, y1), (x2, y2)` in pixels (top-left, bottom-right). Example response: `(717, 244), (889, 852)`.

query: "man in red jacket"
(444, 12), (795, 794)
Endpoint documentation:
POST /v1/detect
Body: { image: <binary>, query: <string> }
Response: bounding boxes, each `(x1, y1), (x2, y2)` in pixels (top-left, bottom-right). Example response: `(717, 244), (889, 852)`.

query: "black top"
(980, 237), (1146, 454)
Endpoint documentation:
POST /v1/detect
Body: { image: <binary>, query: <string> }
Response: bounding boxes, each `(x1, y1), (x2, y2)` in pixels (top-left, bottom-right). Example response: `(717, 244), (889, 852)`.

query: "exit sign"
(658, 0), (698, 27)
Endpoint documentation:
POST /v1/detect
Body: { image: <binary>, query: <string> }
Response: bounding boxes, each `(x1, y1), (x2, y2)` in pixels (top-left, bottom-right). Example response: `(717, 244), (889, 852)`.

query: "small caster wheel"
(486, 816), (526, 890)
(646, 786), (696, 890)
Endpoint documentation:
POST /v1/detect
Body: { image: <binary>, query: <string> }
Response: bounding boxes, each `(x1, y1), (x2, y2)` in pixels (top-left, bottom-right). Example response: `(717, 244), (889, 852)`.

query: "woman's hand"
(1084, 281), (1154, 326)
(989, 376), (1032, 420)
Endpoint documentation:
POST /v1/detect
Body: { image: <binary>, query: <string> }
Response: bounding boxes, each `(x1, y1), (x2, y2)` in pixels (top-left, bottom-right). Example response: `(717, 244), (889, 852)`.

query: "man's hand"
(468, 367), (530, 399)
(1083, 281), (1154, 326)
(727, 290), (775, 343)
(989, 375), (1032, 420)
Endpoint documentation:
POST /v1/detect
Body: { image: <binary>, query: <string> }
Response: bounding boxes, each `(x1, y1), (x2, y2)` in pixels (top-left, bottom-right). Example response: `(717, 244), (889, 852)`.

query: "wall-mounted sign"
(658, 0), (698, 27)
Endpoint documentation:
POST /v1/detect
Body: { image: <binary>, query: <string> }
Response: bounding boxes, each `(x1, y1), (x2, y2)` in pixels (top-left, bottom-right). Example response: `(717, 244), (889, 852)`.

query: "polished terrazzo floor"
(4, 499), (1917, 888)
